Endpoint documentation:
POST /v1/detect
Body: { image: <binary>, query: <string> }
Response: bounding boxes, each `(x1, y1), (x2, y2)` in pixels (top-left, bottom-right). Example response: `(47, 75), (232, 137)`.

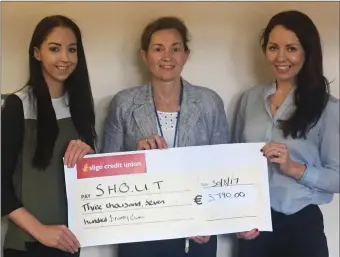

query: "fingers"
(52, 227), (75, 253)
(57, 234), (76, 253)
(262, 142), (287, 154)
(64, 140), (93, 168)
(237, 229), (260, 240)
(190, 236), (210, 244)
(64, 140), (77, 166)
(147, 138), (158, 149)
(153, 135), (168, 149)
(262, 143), (287, 159)
(137, 135), (168, 150)
(247, 230), (260, 240)
(61, 225), (80, 249)
(70, 145), (92, 168)
(264, 148), (287, 164)
(137, 138), (152, 150)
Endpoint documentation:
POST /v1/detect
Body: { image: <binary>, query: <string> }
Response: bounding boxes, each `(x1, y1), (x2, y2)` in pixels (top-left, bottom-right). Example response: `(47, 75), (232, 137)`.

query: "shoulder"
(13, 86), (36, 119)
(2, 92), (25, 128)
(241, 84), (269, 101)
(237, 84), (271, 110)
(184, 81), (224, 109)
(2, 86), (34, 118)
(2, 94), (23, 117)
(109, 84), (149, 109)
(115, 84), (149, 100)
(322, 94), (339, 122)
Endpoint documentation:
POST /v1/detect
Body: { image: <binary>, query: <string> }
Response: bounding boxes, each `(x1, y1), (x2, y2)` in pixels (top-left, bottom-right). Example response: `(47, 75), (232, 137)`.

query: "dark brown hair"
(141, 16), (190, 52)
(28, 15), (96, 169)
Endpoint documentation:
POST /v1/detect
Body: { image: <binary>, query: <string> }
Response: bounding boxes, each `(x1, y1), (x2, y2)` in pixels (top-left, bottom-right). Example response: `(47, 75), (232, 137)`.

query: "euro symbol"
(194, 195), (202, 205)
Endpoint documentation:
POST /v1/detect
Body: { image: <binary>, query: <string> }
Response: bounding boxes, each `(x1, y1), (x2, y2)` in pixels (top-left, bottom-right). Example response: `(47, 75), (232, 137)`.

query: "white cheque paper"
(64, 143), (272, 247)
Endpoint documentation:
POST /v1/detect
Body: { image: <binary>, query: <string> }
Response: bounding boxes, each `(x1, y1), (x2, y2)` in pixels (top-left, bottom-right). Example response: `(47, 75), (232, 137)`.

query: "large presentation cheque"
(64, 143), (272, 247)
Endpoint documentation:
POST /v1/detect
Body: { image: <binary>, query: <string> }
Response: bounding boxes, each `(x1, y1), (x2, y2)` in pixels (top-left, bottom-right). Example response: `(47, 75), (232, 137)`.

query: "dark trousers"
(118, 235), (217, 257)
(237, 204), (329, 257)
(3, 242), (80, 257)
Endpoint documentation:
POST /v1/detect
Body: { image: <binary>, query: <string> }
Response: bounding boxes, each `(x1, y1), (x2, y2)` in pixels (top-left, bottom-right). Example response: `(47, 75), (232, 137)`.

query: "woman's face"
(141, 28), (189, 83)
(34, 26), (78, 87)
(265, 25), (305, 84)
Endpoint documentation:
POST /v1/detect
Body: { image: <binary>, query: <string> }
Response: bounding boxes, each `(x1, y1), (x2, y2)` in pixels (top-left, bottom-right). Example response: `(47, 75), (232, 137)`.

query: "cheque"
(64, 143), (272, 247)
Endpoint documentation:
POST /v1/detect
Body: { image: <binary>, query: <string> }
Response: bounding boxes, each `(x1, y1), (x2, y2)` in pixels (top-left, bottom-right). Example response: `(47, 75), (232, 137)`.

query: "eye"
(172, 47), (181, 52)
(287, 46), (297, 52)
(49, 46), (59, 52)
(155, 47), (163, 52)
(267, 45), (277, 51)
(69, 47), (77, 53)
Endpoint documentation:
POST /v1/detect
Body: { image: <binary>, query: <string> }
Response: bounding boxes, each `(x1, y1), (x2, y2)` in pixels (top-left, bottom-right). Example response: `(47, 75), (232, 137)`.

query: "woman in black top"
(2, 15), (96, 257)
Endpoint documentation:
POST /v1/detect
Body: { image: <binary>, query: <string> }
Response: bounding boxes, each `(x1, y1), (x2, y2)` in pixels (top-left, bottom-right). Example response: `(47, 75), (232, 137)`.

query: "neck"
(276, 79), (293, 95)
(151, 77), (181, 105)
(42, 71), (64, 99)
(48, 84), (64, 99)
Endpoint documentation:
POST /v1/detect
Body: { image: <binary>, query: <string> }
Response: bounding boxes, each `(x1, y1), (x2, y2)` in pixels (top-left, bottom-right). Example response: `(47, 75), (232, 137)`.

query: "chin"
(54, 75), (71, 82)
(275, 74), (295, 83)
(157, 75), (177, 82)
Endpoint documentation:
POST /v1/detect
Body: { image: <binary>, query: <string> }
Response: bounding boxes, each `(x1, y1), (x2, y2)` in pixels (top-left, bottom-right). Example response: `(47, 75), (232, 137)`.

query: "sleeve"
(101, 94), (125, 153)
(210, 93), (230, 144)
(298, 99), (340, 193)
(1, 94), (24, 216)
(231, 92), (247, 143)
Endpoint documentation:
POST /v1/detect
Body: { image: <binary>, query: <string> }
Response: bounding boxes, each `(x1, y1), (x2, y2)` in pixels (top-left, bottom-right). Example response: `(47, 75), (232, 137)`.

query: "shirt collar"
(263, 80), (296, 101)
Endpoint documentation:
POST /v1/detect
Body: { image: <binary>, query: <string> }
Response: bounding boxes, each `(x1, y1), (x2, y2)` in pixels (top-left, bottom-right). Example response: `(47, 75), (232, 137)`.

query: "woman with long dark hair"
(1, 15), (96, 257)
(233, 10), (339, 257)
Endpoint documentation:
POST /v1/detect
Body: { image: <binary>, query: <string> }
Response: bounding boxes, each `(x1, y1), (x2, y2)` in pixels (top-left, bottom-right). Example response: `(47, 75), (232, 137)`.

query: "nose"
(60, 49), (70, 62)
(276, 49), (286, 62)
(162, 49), (173, 60)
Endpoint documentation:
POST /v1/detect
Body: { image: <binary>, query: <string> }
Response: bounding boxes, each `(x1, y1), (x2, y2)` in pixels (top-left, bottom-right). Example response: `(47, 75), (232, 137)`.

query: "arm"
(1, 95), (45, 241)
(231, 92), (247, 143)
(298, 100), (340, 193)
(1, 94), (24, 216)
(2, 95), (80, 253)
(101, 94), (125, 153)
(210, 93), (230, 145)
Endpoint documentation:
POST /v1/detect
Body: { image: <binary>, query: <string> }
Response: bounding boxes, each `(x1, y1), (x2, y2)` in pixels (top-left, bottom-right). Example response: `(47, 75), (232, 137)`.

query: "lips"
(160, 65), (175, 70)
(275, 65), (291, 71)
(56, 66), (70, 72)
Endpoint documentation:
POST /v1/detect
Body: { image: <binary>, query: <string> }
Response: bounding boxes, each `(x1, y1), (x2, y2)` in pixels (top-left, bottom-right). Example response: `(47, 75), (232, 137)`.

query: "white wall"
(1, 2), (339, 257)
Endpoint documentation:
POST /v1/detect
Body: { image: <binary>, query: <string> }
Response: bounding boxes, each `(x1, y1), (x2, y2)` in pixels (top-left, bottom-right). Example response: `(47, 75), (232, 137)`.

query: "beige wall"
(1, 2), (339, 257)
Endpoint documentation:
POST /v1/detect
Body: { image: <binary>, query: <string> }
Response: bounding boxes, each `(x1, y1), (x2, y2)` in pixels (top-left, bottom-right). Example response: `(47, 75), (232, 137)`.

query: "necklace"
(152, 80), (184, 148)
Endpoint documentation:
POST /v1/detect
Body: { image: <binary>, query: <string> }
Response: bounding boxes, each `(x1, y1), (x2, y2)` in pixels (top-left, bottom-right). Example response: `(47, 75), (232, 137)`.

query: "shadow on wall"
(227, 34), (272, 134)
(251, 29), (272, 86)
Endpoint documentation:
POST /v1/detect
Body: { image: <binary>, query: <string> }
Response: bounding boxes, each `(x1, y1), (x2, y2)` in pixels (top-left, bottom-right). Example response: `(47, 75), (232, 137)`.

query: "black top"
(1, 94), (24, 216)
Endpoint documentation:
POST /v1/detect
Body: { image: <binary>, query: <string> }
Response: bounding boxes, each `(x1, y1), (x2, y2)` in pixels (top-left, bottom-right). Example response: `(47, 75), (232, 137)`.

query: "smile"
(275, 65), (291, 70)
(56, 66), (69, 71)
(160, 65), (175, 70)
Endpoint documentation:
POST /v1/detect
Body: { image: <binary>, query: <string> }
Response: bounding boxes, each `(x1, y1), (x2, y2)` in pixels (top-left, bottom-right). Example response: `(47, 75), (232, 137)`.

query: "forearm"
(8, 207), (43, 240)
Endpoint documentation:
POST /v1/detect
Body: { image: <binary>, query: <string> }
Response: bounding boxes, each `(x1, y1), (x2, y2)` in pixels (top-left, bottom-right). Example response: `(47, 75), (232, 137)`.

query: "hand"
(237, 228), (260, 240)
(190, 236), (210, 244)
(64, 140), (94, 168)
(261, 142), (306, 180)
(136, 134), (168, 150)
(35, 224), (80, 253)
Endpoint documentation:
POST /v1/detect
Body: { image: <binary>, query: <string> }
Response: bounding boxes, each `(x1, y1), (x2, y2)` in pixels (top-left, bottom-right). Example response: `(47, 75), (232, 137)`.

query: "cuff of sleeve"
(1, 198), (23, 217)
(298, 164), (318, 187)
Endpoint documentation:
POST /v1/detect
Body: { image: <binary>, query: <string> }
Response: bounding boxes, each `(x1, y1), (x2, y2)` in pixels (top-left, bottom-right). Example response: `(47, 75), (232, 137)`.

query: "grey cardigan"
(102, 79), (229, 153)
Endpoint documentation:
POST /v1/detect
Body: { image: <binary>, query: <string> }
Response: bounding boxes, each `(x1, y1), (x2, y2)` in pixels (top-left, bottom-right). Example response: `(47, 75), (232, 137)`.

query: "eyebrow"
(268, 42), (299, 47)
(151, 42), (182, 47)
(48, 42), (77, 46)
